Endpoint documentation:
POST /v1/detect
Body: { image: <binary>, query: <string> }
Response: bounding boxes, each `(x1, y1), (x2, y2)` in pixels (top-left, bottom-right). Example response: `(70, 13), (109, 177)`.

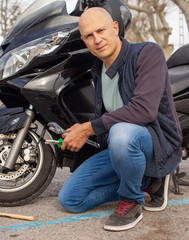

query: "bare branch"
(123, 0), (173, 57)
(0, 0), (21, 40)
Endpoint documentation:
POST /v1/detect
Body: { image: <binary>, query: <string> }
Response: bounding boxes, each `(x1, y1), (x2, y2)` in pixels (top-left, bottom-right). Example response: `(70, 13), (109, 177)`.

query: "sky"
(0, 0), (188, 52)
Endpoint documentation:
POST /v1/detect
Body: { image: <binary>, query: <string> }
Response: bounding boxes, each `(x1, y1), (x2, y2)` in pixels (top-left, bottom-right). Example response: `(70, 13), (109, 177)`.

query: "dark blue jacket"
(91, 38), (182, 178)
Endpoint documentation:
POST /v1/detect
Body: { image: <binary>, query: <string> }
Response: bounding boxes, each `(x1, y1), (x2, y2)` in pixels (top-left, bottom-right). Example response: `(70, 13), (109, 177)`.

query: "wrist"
(83, 122), (95, 137)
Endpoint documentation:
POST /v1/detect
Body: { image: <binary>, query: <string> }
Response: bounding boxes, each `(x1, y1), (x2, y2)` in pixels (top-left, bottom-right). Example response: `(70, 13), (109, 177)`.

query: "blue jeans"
(58, 123), (157, 213)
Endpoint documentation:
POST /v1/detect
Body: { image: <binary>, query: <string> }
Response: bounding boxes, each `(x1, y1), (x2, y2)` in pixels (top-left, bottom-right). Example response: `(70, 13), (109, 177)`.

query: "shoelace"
(115, 201), (136, 216)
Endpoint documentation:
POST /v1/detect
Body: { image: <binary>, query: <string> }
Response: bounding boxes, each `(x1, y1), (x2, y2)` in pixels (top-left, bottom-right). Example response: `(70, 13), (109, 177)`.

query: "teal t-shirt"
(101, 64), (124, 113)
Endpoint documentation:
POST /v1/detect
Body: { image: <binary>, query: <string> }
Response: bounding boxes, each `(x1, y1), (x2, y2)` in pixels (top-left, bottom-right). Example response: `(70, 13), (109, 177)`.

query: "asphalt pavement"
(1, 159), (189, 240)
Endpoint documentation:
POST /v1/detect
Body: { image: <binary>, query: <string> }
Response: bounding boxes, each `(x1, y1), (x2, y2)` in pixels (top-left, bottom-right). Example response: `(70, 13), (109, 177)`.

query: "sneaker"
(104, 197), (143, 231)
(143, 174), (170, 212)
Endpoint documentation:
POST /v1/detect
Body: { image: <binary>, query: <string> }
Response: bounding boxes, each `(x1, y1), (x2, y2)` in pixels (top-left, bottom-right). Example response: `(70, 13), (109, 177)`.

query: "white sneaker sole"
(143, 174), (170, 212)
(103, 213), (143, 232)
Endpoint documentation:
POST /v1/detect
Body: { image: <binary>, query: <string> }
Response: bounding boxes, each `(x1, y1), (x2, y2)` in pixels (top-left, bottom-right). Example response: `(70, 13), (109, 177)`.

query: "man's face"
(79, 10), (119, 64)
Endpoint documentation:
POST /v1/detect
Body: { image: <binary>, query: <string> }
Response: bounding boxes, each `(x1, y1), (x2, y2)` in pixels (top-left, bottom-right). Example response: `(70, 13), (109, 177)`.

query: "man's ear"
(81, 36), (84, 41)
(112, 21), (119, 36)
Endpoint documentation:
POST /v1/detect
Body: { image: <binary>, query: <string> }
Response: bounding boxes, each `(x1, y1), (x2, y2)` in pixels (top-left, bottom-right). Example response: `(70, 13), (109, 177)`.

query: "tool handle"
(57, 138), (64, 148)
(0, 212), (36, 221)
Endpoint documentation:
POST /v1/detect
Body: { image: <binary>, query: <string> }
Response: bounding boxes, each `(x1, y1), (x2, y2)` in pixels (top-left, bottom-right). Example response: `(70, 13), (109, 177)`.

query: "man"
(58, 7), (182, 231)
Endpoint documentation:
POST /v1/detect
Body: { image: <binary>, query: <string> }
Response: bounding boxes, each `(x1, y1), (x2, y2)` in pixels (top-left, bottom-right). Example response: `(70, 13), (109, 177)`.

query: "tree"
(171, 0), (189, 31)
(123, 0), (174, 58)
(0, 0), (21, 40)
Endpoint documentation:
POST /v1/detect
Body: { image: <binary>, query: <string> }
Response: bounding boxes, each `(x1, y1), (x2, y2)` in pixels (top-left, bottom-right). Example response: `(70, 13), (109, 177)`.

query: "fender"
(0, 105), (27, 133)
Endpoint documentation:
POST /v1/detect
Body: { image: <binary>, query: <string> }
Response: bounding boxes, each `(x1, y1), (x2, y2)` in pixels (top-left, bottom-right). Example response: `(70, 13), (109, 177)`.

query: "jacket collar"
(91, 38), (132, 79)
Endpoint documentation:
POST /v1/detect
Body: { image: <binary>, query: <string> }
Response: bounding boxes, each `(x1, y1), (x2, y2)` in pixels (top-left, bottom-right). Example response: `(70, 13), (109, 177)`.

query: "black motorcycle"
(0, 0), (188, 206)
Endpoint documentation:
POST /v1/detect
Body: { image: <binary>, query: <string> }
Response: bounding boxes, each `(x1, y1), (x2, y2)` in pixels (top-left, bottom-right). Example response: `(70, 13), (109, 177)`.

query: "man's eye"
(98, 29), (104, 33)
(86, 34), (92, 39)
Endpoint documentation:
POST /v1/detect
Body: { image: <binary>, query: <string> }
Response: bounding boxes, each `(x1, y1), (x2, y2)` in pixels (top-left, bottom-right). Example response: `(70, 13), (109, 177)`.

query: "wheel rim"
(0, 130), (44, 192)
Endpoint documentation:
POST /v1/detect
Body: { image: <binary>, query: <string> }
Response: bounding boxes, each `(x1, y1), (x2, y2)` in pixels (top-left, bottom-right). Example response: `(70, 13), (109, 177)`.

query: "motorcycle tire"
(0, 130), (56, 206)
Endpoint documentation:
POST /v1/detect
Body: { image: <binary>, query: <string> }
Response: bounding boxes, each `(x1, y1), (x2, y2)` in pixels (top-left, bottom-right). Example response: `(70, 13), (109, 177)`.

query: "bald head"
(79, 7), (113, 36)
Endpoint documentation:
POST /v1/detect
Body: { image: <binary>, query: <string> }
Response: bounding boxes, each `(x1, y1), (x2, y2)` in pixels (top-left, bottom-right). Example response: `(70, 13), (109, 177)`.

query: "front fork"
(4, 109), (35, 170)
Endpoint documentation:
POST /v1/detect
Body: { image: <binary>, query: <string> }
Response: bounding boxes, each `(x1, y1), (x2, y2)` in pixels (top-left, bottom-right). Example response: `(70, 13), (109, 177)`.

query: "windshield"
(19, 0), (79, 21)
(3, 0), (80, 45)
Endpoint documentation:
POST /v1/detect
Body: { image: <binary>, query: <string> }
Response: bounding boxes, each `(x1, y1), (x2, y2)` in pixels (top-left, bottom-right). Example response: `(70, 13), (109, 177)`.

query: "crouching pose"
(58, 7), (182, 232)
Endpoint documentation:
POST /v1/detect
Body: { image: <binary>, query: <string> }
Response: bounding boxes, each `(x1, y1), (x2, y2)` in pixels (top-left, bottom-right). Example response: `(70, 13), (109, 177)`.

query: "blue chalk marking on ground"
(1, 198), (189, 232)
(0, 210), (114, 232)
(168, 198), (189, 206)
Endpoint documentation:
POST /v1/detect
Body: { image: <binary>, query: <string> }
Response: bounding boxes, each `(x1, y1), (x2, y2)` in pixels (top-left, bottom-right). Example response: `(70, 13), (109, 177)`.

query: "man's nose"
(93, 32), (102, 44)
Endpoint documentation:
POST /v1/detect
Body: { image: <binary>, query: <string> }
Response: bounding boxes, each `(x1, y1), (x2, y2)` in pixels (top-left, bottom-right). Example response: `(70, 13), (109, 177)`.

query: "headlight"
(0, 30), (70, 80)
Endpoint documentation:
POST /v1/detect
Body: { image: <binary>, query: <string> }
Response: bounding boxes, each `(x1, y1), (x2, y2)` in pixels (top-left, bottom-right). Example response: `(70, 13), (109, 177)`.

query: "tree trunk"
(163, 44), (174, 59)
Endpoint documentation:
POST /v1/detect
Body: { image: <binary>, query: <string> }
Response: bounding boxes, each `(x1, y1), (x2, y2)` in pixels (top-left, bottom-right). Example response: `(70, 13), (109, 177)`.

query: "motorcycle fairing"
(169, 65), (189, 95)
(167, 43), (189, 68)
(22, 51), (96, 129)
(168, 44), (189, 98)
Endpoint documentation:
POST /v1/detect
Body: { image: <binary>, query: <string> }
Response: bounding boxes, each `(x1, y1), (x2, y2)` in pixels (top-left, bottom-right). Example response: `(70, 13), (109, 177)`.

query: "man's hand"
(61, 122), (95, 152)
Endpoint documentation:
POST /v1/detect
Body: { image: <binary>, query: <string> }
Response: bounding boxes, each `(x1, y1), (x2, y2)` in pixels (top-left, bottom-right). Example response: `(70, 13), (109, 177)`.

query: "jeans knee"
(108, 123), (134, 151)
(58, 189), (71, 211)
(58, 188), (79, 213)
(58, 187), (87, 213)
(108, 122), (151, 150)
(108, 123), (152, 166)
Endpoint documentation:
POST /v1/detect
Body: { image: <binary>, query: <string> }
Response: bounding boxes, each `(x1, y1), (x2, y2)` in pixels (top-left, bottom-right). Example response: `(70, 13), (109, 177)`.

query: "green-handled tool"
(45, 121), (100, 148)
(45, 137), (100, 148)
(45, 138), (64, 148)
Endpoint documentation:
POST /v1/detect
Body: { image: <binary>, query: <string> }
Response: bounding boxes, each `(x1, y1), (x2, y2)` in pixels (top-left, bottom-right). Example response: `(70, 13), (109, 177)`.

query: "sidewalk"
(0, 159), (189, 240)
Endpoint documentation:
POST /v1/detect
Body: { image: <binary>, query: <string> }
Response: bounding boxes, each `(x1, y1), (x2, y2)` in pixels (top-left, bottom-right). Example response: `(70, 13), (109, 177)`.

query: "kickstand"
(171, 166), (189, 195)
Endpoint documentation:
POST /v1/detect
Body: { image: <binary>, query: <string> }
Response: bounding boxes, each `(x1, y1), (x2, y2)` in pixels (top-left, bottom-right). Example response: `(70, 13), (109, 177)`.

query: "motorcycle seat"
(169, 65), (189, 95)
(167, 43), (189, 68)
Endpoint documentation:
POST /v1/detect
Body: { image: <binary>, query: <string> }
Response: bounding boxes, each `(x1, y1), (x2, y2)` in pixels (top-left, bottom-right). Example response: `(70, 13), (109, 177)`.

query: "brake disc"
(0, 133), (30, 181)
(0, 164), (29, 180)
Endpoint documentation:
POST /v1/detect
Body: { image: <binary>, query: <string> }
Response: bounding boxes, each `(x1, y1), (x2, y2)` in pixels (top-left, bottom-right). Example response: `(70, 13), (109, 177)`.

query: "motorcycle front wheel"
(0, 130), (56, 206)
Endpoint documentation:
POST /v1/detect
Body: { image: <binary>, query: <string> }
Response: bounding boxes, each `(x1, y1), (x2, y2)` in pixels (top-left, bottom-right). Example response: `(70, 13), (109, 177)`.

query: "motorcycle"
(167, 44), (189, 194)
(0, 0), (188, 206)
